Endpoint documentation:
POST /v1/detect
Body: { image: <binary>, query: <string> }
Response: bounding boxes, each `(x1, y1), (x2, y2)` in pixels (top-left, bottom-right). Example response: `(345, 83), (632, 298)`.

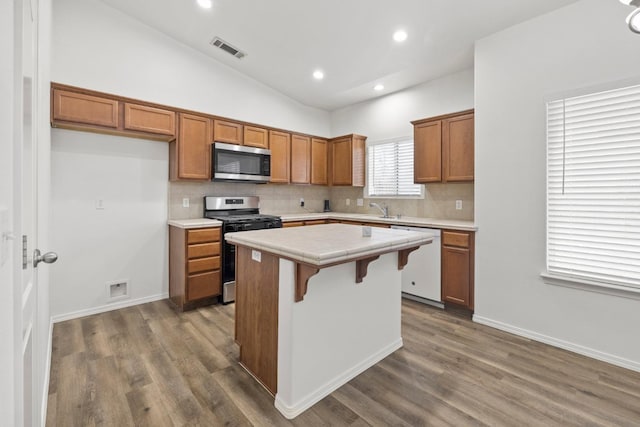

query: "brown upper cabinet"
(51, 86), (176, 141)
(170, 113), (212, 181)
(329, 134), (366, 187)
(214, 120), (243, 145)
(124, 103), (176, 136)
(291, 134), (311, 184)
(412, 109), (474, 183)
(311, 138), (328, 185)
(244, 125), (269, 149)
(269, 130), (291, 183)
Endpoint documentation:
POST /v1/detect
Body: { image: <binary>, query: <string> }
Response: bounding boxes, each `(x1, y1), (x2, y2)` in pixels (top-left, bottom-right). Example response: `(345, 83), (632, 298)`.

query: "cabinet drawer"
(187, 242), (220, 259)
(188, 256), (220, 274)
(187, 228), (220, 244)
(442, 231), (470, 248)
(187, 270), (221, 301)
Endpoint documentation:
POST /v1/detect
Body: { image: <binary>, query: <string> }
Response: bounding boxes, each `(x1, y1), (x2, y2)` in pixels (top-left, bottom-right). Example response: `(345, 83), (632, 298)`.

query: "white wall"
(474, 0), (640, 369)
(50, 0), (331, 319)
(330, 68), (473, 140)
(50, 130), (169, 318)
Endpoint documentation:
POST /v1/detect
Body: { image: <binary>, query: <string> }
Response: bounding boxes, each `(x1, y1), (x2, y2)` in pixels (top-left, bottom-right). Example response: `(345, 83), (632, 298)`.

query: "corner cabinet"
(412, 110), (474, 183)
(329, 134), (366, 187)
(169, 226), (222, 311)
(170, 113), (212, 181)
(441, 230), (474, 310)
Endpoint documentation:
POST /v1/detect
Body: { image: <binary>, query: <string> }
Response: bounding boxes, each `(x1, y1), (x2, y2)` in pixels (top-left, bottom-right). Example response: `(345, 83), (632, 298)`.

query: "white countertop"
(225, 223), (434, 267)
(277, 212), (476, 231)
(168, 218), (222, 229)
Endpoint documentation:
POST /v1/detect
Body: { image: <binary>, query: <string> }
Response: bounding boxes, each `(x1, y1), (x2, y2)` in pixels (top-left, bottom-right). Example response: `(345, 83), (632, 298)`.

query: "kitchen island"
(225, 223), (434, 419)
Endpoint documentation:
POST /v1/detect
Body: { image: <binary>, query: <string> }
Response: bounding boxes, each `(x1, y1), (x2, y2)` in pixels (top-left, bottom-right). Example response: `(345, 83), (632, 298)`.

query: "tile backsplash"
(169, 181), (473, 221)
(169, 182), (330, 219)
(329, 183), (474, 221)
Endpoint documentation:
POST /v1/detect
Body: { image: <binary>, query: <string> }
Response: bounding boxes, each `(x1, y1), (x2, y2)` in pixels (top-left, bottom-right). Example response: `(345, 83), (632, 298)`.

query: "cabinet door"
(441, 246), (470, 307)
(351, 135), (366, 187)
(244, 126), (269, 149)
(414, 120), (442, 183)
(178, 113), (212, 180)
(331, 137), (352, 185)
(291, 134), (310, 184)
(124, 103), (176, 136)
(269, 130), (291, 183)
(310, 138), (328, 185)
(443, 113), (474, 182)
(214, 120), (243, 145)
(52, 89), (119, 128)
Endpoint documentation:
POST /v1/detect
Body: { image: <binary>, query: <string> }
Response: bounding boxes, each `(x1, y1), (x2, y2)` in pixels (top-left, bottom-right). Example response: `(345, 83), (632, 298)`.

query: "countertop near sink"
(277, 212), (476, 231)
(168, 218), (222, 229)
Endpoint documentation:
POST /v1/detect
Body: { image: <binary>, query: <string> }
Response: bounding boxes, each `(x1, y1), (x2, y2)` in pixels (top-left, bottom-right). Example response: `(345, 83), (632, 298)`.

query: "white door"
(13, 0), (55, 425)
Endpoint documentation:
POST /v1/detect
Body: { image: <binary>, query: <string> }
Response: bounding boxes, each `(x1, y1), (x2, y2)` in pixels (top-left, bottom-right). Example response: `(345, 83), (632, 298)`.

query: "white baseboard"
(473, 315), (640, 373)
(275, 338), (403, 419)
(41, 319), (53, 427)
(52, 293), (169, 323)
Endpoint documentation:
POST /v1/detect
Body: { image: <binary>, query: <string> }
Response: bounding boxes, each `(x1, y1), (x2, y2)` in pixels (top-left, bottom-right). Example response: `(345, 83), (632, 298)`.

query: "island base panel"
(235, 245), (279, 395)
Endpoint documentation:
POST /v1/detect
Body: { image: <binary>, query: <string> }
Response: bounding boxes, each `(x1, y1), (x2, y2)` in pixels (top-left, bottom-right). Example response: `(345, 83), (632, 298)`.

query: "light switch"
(346, 199), (350, 206)
(357, 198), (364, 207)
(95, 199), (105, 210)
(182, 198), (190, 208)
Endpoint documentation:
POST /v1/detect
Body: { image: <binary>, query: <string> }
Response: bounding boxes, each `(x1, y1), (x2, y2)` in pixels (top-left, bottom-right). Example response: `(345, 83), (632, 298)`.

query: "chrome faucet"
(369, 202), (390, 218)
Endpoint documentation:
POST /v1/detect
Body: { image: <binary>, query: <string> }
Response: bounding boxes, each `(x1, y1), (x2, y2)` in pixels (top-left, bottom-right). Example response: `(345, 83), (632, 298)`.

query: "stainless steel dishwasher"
(390, 225), (443, 308)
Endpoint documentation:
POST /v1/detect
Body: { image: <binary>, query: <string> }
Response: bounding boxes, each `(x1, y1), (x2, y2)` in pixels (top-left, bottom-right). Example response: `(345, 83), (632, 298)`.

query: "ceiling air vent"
(210, 37), (246, 59)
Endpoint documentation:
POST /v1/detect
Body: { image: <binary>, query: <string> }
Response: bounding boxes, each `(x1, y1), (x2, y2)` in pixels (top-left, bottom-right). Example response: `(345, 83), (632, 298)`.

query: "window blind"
(367, 138), (422, 197)
(546, 83), (640, 289)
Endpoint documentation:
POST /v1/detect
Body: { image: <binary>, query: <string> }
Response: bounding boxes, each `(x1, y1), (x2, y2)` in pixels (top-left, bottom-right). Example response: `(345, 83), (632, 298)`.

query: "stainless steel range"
(203, 196), (282, 303)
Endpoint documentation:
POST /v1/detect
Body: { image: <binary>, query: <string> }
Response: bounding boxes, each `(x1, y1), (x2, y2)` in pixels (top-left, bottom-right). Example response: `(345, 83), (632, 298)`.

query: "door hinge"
(22, 235), (27, 269)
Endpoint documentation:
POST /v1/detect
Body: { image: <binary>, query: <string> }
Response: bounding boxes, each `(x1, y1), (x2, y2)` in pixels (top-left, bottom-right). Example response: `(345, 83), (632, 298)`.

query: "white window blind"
(367, 138), (422, 197)
(546, 83), (640, 289)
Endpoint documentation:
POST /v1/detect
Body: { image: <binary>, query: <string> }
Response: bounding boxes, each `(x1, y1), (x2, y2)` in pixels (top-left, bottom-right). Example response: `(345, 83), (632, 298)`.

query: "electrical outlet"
(299, 198), (304, 207)
(357, 198), (364, 207)
(182, 198), (190, 208)
(456, 200), (462, 210)
(346, 199), (351, 206)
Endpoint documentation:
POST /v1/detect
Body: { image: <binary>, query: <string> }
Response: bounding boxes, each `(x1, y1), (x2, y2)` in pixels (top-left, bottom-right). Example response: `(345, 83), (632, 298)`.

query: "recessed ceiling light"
(373, 84), (384, 91)
(313, 70), (324, 80)
(393, 30), (408, 42)
(197, 0), (212, 9)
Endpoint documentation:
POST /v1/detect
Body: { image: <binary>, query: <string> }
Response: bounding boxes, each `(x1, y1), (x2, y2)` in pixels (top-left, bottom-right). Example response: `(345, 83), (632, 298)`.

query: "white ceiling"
(98, 0), (579, 111)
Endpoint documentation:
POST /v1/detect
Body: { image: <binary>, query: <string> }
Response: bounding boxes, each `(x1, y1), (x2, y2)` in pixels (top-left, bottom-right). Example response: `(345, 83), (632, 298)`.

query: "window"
(367, 137), (422, 198)
(546, 83), (640, 291)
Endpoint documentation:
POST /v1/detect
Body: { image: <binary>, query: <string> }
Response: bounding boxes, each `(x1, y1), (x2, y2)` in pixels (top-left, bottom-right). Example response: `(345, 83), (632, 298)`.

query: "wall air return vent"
(210, 37), (246, 59)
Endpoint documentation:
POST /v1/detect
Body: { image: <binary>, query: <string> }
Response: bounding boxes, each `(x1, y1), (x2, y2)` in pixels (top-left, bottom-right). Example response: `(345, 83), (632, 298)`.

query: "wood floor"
(46, 299), (640, 426)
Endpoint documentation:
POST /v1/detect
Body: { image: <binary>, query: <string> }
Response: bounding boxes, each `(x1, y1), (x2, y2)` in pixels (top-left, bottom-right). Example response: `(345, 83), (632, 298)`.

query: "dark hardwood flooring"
(46, 299), (640, 426)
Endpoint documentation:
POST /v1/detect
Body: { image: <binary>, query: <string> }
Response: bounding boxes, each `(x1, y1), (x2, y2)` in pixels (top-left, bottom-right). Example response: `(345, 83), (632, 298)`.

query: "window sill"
(540, 272), (640, 300)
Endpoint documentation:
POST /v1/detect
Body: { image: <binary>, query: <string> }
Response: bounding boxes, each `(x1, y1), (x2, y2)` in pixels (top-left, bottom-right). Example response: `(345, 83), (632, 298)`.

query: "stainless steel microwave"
(212, 142), (271, 183)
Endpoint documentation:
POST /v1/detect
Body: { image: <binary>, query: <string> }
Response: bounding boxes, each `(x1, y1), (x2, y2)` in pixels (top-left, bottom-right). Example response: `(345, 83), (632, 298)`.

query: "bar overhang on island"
(225, 223), (434, 419)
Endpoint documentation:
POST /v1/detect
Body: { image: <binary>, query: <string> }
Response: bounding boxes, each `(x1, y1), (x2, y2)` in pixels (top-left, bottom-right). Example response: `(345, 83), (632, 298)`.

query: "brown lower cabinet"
(169, 226), (222, 310)
(441, 229), (474, 310)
